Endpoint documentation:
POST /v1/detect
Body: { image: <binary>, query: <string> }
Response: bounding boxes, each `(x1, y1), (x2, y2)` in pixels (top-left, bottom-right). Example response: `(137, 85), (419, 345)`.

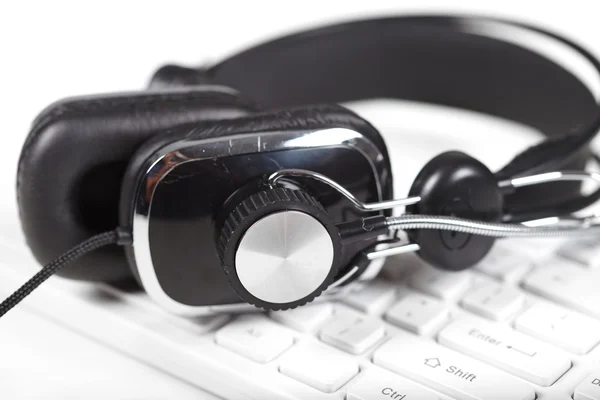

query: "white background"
(1, 1), (599, 398)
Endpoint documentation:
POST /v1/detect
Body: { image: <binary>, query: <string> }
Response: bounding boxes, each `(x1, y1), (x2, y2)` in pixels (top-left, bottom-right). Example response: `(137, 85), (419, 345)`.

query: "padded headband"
(210, 17), (600, 168)
(153, 16), (600, 217)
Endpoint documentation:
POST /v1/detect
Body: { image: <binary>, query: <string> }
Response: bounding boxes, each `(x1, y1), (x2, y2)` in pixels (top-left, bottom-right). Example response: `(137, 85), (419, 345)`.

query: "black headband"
(152, 15), (600, 220)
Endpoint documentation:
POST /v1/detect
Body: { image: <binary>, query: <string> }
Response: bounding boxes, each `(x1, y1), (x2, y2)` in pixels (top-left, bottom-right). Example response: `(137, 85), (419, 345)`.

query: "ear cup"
(118, 104), (392, 284)
(407, 151), (503, 271)
(17, 88), (258, 282)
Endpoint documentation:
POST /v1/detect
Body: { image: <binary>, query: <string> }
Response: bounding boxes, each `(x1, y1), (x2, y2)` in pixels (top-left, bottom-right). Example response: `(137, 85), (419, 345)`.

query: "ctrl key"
(575, 370), (600, 400)
(347, 367), (439, 400)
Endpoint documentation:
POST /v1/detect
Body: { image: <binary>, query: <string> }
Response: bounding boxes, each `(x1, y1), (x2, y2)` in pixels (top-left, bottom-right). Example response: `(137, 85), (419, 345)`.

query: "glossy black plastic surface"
(408, 151), (503, 271)
(148, 146), (384, 306)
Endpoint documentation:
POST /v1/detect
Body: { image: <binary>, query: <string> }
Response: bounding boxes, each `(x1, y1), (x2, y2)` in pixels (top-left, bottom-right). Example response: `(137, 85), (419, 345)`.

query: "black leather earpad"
(119, 104), (392, 282)
(17, 87), (258, 282)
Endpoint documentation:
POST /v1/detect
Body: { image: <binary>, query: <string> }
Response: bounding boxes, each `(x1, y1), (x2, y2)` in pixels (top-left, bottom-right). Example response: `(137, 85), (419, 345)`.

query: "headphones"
(14, 16), (600, 316)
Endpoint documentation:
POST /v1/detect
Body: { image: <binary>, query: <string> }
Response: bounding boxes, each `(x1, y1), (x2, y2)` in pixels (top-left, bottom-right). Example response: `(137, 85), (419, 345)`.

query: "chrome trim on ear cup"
(269, 169), (421, 212)
(131, 128), (389, 316)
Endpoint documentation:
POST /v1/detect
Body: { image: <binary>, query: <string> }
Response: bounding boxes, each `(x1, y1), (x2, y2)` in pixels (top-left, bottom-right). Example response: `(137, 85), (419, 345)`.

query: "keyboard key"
(514, 303), (600, 355)
(410, 265), (471, 300)
(557, 237), (600, 268)
(460, 283), (524, 321)
(438, 319), (571, 386)
(575, 370), (600, 400)
(270, 302), (333, 333)
(521, 261), (600, 318)
(380, 253), (421, 281)
(506, 237), (565, 259)
(319, 310), (385, 354)
(215, 315), (294, 363)
(385, 292), (447, 335)
(346, 367), (439, 400)
(469, 273), (496, 290)
(279, 342), (358, 393)
(475, 245), (533, 282)
(342, 279), (397, 314)
(373, 334), (535, 400)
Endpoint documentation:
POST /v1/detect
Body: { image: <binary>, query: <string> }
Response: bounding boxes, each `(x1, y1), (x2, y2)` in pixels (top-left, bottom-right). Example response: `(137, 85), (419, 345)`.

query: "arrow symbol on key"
(506, 345), (537, 358)
(424, 358), (442, 368)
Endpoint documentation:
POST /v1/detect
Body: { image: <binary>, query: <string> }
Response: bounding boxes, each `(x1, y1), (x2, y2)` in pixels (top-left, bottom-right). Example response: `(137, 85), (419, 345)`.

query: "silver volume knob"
(236, 210), (334, 304)
(217, 188), (340, 310)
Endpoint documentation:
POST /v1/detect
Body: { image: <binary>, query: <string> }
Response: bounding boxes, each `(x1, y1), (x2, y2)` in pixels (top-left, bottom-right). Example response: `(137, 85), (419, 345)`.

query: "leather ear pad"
(17, 88), (258, 282)
(119, 104), (391, 281)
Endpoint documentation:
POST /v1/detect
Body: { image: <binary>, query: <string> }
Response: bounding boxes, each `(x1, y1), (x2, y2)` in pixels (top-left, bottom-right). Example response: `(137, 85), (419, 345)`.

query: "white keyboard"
(3, 231), (600, 400)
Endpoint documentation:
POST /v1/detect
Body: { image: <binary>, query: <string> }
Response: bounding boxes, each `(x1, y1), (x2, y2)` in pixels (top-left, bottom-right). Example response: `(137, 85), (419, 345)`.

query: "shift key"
(373, 333), (535, 400)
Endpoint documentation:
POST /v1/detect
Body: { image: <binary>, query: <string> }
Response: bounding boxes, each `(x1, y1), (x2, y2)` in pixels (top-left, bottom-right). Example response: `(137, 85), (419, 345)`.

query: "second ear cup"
(407, 151), (504, 271)
(17, 88), (258, 282)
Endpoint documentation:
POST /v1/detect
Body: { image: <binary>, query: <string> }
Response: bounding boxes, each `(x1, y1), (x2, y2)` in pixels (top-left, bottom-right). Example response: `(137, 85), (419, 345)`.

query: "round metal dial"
(217, 187), (341, 310)
(235, 210), (334, 304)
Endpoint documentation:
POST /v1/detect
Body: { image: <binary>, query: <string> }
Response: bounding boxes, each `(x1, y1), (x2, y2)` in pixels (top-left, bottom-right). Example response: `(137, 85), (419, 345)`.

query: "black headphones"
(12, 15), (600, 316)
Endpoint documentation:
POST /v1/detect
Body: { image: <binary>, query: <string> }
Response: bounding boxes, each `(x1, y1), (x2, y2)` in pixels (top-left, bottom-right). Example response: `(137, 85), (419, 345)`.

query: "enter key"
(438, 319), (571, 386)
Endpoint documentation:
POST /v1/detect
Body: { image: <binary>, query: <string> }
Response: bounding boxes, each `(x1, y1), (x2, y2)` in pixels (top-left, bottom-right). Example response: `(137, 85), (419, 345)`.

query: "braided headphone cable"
(0, 229), (131, 318)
